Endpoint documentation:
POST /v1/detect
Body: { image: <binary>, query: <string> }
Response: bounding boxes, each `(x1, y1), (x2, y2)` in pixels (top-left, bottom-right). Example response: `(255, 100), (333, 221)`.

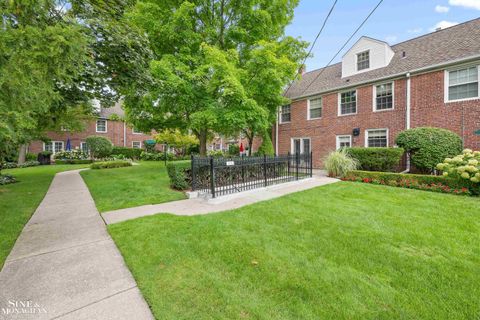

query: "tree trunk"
(199, 129), (208, 156)
(17, 144), (27, 165)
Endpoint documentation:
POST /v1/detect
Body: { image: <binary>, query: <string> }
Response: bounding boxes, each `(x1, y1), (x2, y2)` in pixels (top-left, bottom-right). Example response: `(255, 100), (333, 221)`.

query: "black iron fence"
(191, 153), (313, 198)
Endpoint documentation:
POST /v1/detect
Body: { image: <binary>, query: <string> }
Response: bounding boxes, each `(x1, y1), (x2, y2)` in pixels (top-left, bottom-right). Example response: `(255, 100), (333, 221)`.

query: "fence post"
(263, 154), (267, 187)
(287, 152), (291, 176)
(310, 151), (313, 177)
(191, 154), (195, 191)
(209, 157), (216, 198)
(295, 152), (299, 180)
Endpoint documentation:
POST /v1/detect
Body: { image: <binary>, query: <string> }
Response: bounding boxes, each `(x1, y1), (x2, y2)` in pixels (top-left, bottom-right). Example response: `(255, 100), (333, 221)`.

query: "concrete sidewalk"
(103, 174), (338, 225)
(0, 170), (153, 320)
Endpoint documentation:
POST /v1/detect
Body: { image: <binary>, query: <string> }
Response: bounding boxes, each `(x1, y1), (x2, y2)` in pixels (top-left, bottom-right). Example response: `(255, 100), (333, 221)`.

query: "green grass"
(80, 161), (186, 212)
(0, 164), (89, 269)
(109, 182), (480, 320)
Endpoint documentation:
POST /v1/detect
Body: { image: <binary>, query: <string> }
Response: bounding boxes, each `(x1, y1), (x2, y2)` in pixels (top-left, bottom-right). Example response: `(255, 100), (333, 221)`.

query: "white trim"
(290, 137), (311, 154)
(336, 135), (352, 150)
(96, 118), (108, 133)
(307, 96), (322, 120)
(43, 141), (64, 154)
(444, 64), (480, 103)
(372, 81), (395, 112)
(365, 128), (389, 147)
(132, 141), (142, 149)
(338, 89), (358, 116)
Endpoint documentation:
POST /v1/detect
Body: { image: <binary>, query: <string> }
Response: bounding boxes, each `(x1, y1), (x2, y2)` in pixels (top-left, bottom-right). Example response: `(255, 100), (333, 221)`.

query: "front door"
(291, 138), (310, 155)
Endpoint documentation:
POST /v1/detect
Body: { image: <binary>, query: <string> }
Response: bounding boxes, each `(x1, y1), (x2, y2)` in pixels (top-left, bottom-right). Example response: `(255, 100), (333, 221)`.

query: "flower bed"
(343, 170), (474, 196)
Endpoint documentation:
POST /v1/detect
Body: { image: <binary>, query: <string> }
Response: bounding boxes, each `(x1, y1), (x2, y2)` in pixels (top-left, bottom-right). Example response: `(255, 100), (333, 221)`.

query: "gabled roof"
(285, 17), (480, 100)
(341, 36), (390, 58)
(99, 101), (125, 118)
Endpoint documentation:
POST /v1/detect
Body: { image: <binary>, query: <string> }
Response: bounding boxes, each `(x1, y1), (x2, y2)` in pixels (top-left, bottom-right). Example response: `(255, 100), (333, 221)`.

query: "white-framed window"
(336, 135), (352, 149)
(43, 141), (64, 154)
(373, 82), (394, 111)
(445, 65), (479, 102)
(132, 127), (142, 134)
(132, 141), (141, 149)
(357, 50), (370, 71)
(307, 97), (322, 119)
(338, 90), (357, 115)
(280, 105), (291, 123)
(80, 142), (88, 153)
(365, 129), (388, 147)
(291, 137), (311, 155)
(96, 119), (107, 133)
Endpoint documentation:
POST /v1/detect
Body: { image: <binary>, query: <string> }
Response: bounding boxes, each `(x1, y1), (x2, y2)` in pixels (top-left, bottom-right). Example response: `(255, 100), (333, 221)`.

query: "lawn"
(109, 182), (480, 320)
(80, 161), (186, 212)
(0, 164), (89, 269)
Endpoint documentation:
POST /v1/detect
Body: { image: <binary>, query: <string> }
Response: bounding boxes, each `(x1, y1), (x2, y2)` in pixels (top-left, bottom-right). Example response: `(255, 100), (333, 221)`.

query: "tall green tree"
(124, 0), (307, 156)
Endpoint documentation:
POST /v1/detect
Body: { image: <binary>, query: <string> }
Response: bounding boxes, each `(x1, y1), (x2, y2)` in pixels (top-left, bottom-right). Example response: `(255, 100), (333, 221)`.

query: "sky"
(285, 0), (480, 71)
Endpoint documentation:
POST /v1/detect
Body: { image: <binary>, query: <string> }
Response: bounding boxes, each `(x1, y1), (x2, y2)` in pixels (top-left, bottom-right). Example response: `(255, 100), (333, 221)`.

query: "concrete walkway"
(103, 174), (338, 225)
(0, 170), (153, 320)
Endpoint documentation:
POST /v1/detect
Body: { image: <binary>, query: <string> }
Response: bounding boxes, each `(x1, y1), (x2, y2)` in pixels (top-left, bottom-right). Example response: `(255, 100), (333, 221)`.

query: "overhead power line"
(298, 0), (384, 96)
(283, 0), (338, 96)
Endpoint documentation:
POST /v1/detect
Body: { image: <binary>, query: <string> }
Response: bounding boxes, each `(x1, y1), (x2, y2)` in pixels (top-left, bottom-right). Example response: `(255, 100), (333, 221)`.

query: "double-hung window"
(357, 51), (370, 71)
(44, 141), (64, 154)
(366, 129), (388, 147)
(308, 97), (322, 119)
(336, 135), (352, 149)
(96, 119), (107, 133)
(132, 141), (141, 149)
(446, 66), (479, 101)
(280, 105), (291, 123)
(80, 142), (88, 153)
(339, 90), (357, 115)
(374, 82), (394, 110)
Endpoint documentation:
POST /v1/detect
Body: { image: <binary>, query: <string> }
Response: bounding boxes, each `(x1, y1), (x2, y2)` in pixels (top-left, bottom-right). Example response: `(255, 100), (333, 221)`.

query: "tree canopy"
(123, 0), (307, 155)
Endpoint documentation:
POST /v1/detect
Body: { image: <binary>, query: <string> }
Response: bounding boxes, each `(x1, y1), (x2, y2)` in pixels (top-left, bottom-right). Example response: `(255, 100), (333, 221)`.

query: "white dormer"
(342, 36), (394, 78)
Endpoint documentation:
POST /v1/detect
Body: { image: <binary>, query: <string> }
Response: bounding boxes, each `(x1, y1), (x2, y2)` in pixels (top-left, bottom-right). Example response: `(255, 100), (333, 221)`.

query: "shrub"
(346, 147), (404, 172)
(255, 133), (275, 156)
(2, 162), (17, 169)
(18, 161), (40, 168)
(55, 159), (93, 165)
(344, 170), (476, 196)
(26, 153), (37, 161)
(144, 140), (157, 152)
(324, 149), (358, 178)
(90, 160), (132, 169)
(228, 144), (240, 156)
(395, 127), (462, 173)
(140, 151), (175, 161)
(207, 150), (225, 158)
(111, 146), (142, 160)
(54, 150), (89, 160)
(166, 161), (191, 190)
(0, 174), (16, 185)
(436, 149), (480, 193)
(85, 136), (113, 159)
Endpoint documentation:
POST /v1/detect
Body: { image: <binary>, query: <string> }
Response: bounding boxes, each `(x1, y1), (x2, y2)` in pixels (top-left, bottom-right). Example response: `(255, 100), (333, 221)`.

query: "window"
(374, 82), (394, 110)
(96, 119), (107, 133)
(447, 66), (479, 101)
(291, 138), (310, 155)
(43, 141), (64, 154)
(280, 105), (291, 123)
(132, 127), (142, 134)
(80, 142), (88, 153)
(308, 97), (322, 119)
(357, 51), (370, 71)
(339, 90), (357, 115)
(366, 129), (388, 147)
(132, 141), (141, 149)
(336, 135), (352, 149)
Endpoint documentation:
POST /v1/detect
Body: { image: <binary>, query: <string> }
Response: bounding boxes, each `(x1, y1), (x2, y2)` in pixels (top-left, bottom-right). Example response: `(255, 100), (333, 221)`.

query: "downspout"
(401, 73), (411, 173)
(275, 108), (279, 156)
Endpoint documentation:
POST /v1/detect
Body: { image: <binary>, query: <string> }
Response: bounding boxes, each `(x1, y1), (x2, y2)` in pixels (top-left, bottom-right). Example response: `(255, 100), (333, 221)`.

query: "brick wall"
(28, 119), (158, 153)
(276, 69), (480, 168)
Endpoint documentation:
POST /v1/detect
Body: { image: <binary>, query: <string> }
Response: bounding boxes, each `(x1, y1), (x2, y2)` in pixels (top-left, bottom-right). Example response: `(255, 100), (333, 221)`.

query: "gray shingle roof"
(285, 18), (480, 100)
(99, 101), (125, 118)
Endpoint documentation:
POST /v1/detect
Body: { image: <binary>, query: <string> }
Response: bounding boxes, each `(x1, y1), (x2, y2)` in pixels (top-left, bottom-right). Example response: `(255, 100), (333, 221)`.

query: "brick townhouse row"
(274, 18), (480, 168)
(29, 102), (157, 154)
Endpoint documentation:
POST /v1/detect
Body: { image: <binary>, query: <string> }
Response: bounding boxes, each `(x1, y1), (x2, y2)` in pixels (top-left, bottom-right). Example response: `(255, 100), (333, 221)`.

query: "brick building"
(275, 18), (480, 168)
(28, 102), (156, 154)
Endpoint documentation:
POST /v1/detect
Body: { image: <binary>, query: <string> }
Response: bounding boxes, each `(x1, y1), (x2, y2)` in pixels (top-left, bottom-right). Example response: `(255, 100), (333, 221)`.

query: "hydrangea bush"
(54, 150), (89, 160)
(437, 149), (480, 183)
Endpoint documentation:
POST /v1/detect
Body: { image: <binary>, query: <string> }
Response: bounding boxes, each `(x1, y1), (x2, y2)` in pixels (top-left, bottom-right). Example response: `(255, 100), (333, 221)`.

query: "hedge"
(346, 147), (404, 172)
(90, 160), (132, 170)
(344, 170), (479, 196)
(55, 159), (93, 165)
(111, 147), (143, 159)
(166, 161), (191, 190)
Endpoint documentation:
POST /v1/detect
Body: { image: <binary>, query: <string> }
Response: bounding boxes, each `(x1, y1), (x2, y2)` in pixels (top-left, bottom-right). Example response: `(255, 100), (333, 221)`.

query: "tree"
(155, 129), (199, 156)
(123, 0), (307, 156)
(85, 136), (113, 159)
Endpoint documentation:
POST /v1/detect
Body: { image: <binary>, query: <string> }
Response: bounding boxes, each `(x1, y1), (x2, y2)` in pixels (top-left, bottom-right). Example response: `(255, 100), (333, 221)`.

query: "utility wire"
(298, 0), (384, 96)
(283, 0), (338, 96)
